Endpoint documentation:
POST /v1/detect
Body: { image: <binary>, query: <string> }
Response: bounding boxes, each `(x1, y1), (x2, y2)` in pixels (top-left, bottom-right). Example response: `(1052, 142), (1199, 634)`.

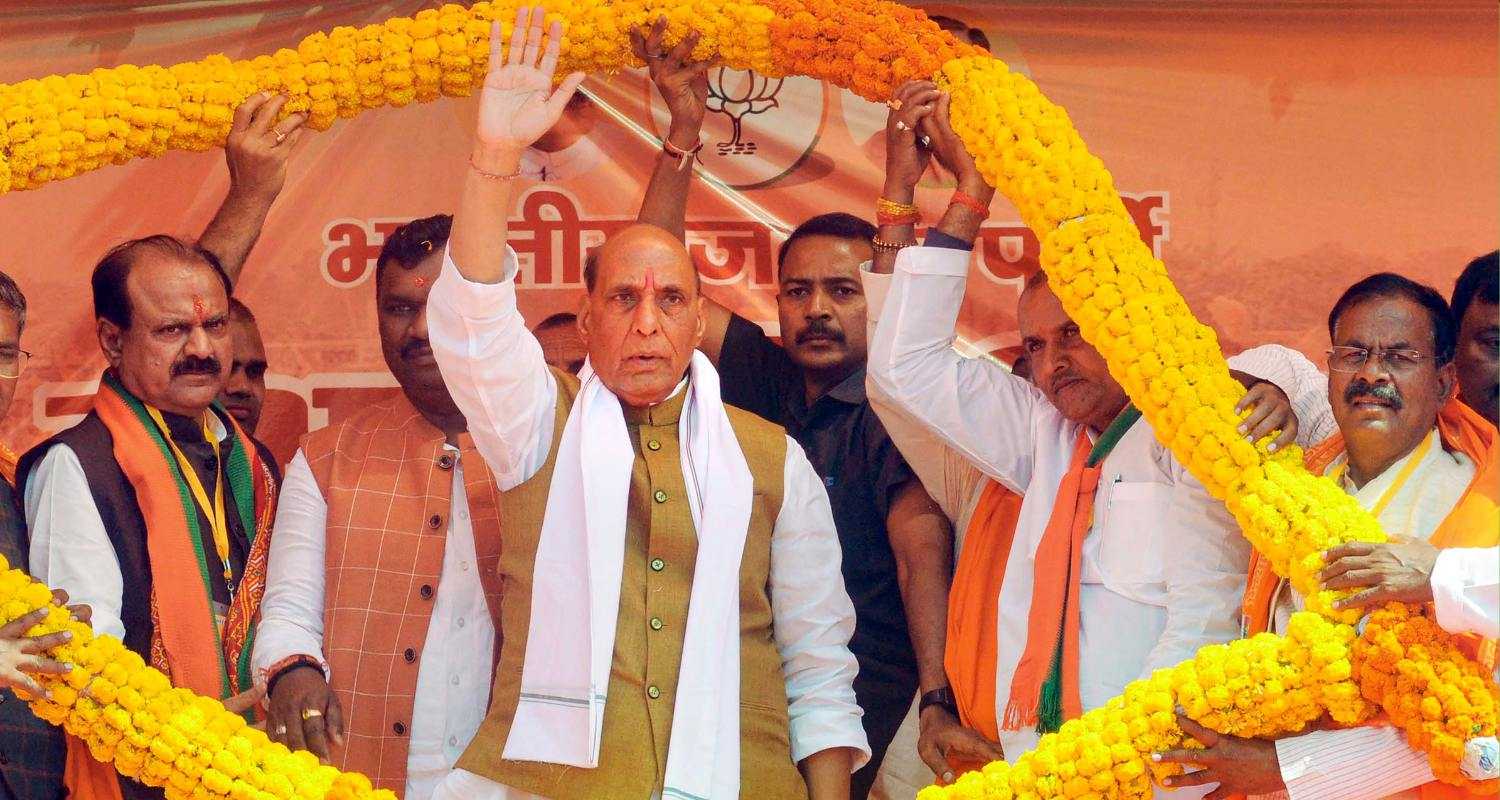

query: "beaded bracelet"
(871, 235), (917, 251)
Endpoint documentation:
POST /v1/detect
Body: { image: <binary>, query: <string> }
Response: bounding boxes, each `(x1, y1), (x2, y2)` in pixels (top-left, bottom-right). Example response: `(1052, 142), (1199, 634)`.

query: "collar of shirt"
(158, 407), (229, 444)
(781, 366), (867, 427)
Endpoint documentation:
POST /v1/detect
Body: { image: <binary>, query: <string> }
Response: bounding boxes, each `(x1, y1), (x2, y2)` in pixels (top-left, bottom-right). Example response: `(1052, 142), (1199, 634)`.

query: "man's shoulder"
(17, 413), (109, 487)
(299, 395), (411, 458)
(724, 403), (790, 466)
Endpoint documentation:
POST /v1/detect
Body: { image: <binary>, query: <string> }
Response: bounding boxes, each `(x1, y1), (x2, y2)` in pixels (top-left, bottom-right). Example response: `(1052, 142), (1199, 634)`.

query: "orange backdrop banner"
(0, 1), (1495, 466)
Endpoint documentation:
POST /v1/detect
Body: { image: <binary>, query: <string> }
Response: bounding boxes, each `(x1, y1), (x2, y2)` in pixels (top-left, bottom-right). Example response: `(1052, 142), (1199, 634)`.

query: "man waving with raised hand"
(425, 8), (868, 800)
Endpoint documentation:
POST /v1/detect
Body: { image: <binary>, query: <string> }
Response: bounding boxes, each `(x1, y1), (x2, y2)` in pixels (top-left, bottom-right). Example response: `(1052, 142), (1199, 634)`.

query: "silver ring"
(649, 52), (668, 60)
(274, 724), (287, 736)
(895, 120), (909, 132)
(273, 130), (287, 145)
(918, 135), (932, 148)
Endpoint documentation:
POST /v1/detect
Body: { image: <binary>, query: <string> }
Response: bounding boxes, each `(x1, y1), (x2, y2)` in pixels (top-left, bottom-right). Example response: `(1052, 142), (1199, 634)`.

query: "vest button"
(393, 721), (406, 735)
(653, 490), (667, 503)
(647, 439), (662, 451)
(647, 685), (661, 699)
(403, 648), (416, 663)
(649, 617), (663, 631)
(437, 453), (455, 470)
(428, 513), (443, 529)
(420, 584), (434, 600)
(650, 558), (665, 572)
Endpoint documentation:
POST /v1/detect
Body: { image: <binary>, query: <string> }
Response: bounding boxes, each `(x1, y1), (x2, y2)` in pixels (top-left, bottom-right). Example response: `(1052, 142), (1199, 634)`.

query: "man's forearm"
(636, 124), (700, 239)
(798, 747), (855, 799)
(451, 146), (522, 283)
(931, 175), (992, 246)
(872, 175), (918, 275)
(889, 480), (955, 693)
(198, 187), (276, 286)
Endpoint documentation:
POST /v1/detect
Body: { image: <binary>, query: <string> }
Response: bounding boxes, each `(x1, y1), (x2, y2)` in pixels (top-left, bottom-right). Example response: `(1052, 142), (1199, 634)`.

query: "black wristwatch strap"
(266, 655), (322, 697)
(919, 686), (959, 716)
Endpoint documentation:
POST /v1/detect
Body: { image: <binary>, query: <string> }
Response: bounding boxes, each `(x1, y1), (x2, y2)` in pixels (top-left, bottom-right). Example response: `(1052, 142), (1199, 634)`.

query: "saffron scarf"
(1003, 405), (1142, 734)
(66, 372), (278, 800)
(944, 478), (1023, 775)
(1241, 398), (1498, 800)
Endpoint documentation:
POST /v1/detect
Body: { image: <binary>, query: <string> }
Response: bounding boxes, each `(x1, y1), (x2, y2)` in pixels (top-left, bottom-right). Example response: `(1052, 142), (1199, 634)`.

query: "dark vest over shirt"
(16, 409), (277, 800)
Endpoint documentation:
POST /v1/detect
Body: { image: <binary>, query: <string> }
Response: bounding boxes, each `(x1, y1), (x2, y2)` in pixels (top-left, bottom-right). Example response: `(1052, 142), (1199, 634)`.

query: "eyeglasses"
(0, 350), (32, 380)
(1326, 345), (1434, 374)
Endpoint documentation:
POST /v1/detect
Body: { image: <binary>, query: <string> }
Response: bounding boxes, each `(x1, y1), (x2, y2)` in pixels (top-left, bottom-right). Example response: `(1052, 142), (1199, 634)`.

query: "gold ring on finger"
(300, 708), (323, 721)
(886, 98), (903, 111)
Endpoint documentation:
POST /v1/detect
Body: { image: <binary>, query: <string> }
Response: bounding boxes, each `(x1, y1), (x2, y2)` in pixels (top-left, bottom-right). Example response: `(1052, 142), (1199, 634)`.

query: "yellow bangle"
(876, 197), (919, 217)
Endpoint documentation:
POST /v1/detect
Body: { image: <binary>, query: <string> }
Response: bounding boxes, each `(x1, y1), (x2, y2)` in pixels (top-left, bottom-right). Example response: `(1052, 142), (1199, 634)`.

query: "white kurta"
(857, 261), (1334, 798)
(1268, 429), (1477, 800)
(252, 447), (496, 800)
(864, 244), (1329, 797)
(1432, 546), (1499, 638)
(424, 244), (869, 799)
(23, 412), (235, 641)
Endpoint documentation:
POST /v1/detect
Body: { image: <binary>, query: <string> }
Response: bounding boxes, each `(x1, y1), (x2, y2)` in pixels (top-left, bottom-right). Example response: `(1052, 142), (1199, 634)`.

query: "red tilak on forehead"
(643, 267), (656, 293)
(414, 276), (428, 288)
(192, 296), (206, 323)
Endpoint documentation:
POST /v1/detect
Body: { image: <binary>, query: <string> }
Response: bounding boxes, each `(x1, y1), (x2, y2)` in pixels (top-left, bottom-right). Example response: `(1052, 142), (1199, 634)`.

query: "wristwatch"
(919, 686), (959, 717)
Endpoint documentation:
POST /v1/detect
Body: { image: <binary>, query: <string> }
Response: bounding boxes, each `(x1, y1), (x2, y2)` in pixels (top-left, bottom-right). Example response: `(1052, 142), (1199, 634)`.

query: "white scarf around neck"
(503, 350), (751, 800)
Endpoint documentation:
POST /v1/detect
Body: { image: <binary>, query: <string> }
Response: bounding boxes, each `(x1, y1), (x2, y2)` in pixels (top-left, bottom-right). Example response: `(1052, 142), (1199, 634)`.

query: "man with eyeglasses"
(0, 273), (30, 483)
(1160, 272), (1498, 800)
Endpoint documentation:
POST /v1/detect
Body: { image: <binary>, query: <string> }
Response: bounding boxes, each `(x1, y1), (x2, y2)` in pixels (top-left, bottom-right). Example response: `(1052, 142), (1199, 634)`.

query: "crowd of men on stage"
(0, 11), (1494, 800)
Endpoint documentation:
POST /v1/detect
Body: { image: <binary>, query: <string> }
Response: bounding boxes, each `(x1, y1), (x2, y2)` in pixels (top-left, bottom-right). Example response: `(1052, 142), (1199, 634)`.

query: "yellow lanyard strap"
(1332, 430), (1436, 520)
(146, 407), (233, 584)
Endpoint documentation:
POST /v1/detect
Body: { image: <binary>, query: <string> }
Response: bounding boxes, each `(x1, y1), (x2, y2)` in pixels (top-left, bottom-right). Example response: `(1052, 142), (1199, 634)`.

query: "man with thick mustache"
(863, 80), (1331, 797)
(253, 213), (507, 799)
(19, 235), (280, 800)
(1167, 273), (1500, 800)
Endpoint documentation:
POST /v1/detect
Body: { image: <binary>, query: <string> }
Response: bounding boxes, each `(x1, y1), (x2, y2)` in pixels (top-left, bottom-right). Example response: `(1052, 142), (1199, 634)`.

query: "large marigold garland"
(0, 557), (396, 800)
(0, 2), (1494, 797)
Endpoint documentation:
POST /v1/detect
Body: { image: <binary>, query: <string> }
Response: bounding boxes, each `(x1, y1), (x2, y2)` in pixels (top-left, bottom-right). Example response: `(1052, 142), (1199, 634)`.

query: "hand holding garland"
(871, 80), (939, 275)
(920, 91), (994, 247)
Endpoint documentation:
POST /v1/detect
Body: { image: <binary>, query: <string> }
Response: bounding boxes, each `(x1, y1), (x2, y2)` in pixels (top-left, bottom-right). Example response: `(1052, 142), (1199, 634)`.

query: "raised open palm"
(478, 5), (586, 153)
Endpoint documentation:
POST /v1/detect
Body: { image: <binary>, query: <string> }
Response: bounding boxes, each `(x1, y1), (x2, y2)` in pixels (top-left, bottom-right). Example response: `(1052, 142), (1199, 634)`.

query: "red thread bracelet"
(949, 189), (991, 218)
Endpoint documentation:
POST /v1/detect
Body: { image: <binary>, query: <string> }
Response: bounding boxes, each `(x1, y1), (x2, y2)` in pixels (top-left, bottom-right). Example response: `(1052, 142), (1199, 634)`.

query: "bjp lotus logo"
(648, 66), (825, 190)
(705, 68), (785, 156)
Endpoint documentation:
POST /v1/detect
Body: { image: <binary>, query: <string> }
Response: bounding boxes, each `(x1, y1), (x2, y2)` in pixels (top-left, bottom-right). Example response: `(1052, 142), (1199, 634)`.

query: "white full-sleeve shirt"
(251, 447), (496, 800)
(1433, 547), (1499, 638)
(864, 245), (1314, 789)
(424, 244), (868, 799)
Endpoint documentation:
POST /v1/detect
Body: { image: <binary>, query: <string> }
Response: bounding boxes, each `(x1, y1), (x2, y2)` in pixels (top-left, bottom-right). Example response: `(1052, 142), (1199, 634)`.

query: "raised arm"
(866, 83), (1049, 493)
(198, 93), (307, 285)
(628, 21), (735, 362)
(427, 6), (584, 487)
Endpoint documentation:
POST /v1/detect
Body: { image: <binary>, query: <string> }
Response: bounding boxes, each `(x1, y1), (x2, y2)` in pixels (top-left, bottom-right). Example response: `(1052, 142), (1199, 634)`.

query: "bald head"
(578, 223), (707, 408)
(586, 223), (700, 297)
